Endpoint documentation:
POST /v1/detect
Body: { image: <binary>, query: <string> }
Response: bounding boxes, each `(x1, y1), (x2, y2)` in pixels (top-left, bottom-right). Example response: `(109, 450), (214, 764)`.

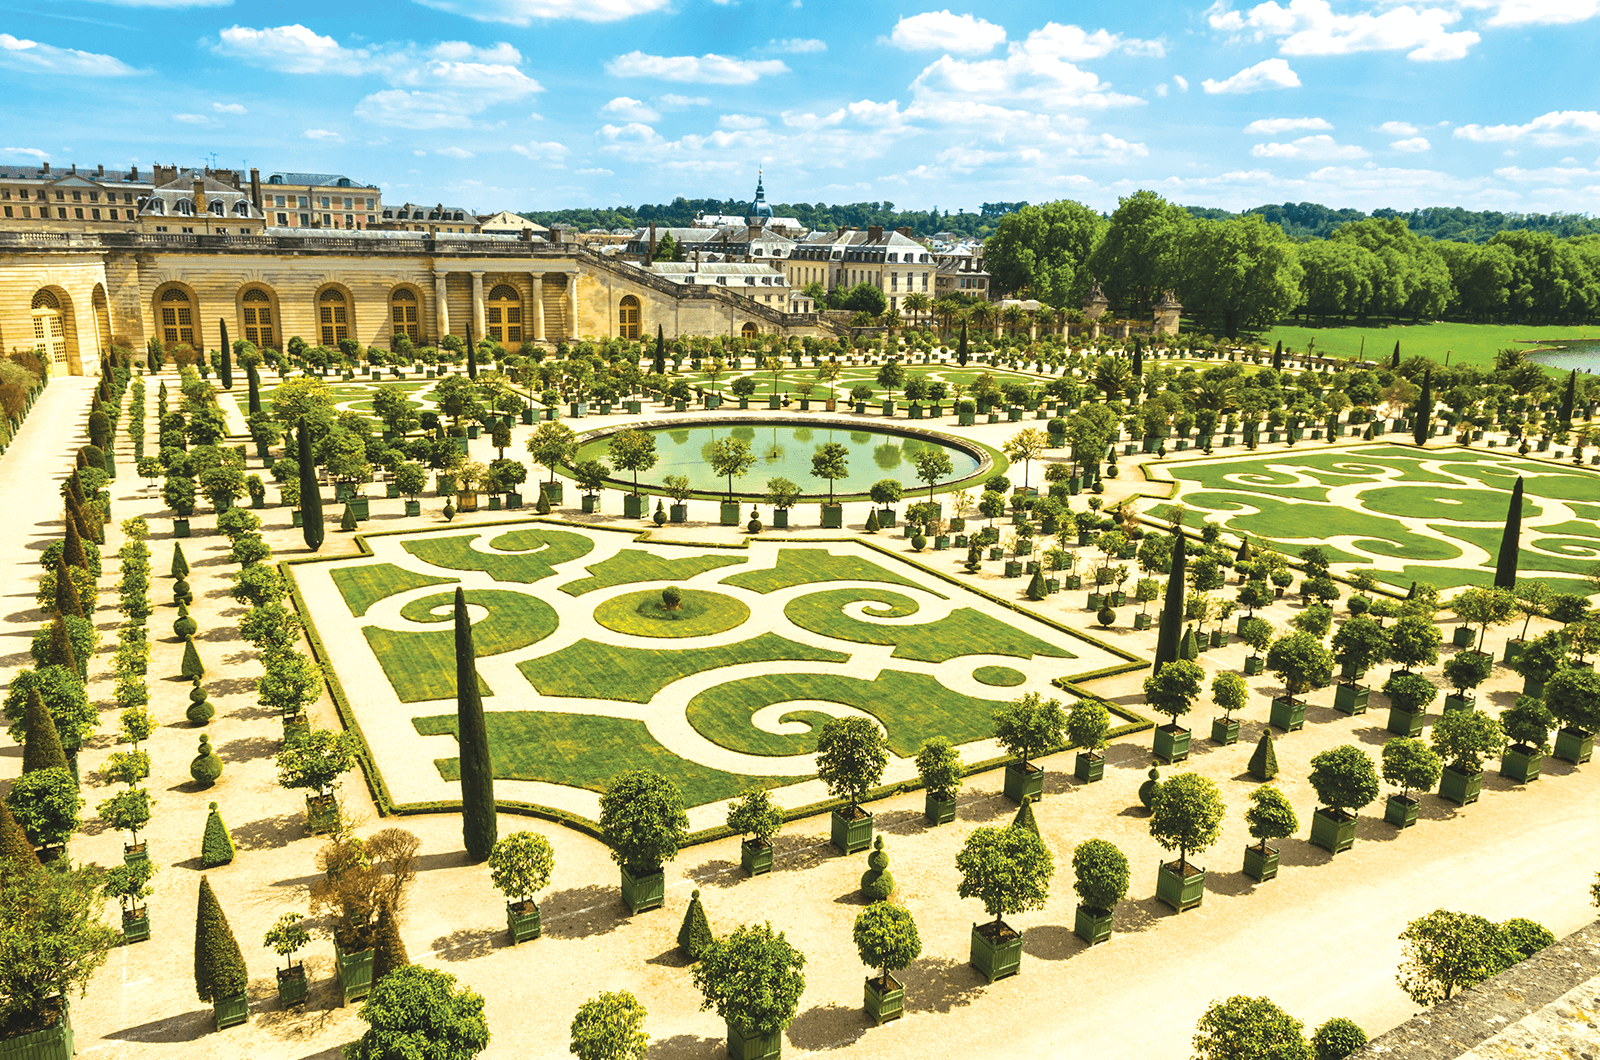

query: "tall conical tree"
(297, 418), (324, 552)
(653, 325), (666, 376)
(67, 469), (84, 506)
(1272, 341), (1283, 371)
(1011, 795), (1039, 835)
(1494, 476), (1525, 590)
(54, 555), (84, 619)
(171, 541), (189, 579)
(245, 364), (261, 415)
(1247, 730), (1279, 780)
(218, 320), (233, 390)
(181, 636), (205, 679)
(1152, 531), (1188, 672)
(1132, 345), (1144, 378)
(957, 319), (969, 366)
(466, 322), (478, 380)
(21, 688), (68, 775)
(1412, 369), (1432, 446)
(454, 587), (496, 861)
(193, 876), (248, 1004)
(371, 898), (411, 982)
(1391, 341), (1400, 369)
(62, 507), (89, 572)
(65, 491), (93, 544)
(0, 798), (43, 876)
(1559, 369), (1576, 426)
(45, 616), (78, 675)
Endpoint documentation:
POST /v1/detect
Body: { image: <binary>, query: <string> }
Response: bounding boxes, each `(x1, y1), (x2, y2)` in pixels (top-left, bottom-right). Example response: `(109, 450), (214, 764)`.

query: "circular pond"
(574, 419), (983, 497)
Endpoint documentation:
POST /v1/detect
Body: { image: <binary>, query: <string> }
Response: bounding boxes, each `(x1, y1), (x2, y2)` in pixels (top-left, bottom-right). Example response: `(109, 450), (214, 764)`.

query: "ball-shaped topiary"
(190, 734), (222, 787)
(911, 532), (927, 551)
(1311, 1016), (1368, 1060)
(173, 605), (198, 640)
(860, 835), (894, 900)
(173, 578), (193, 607)
(747, 509), (763, 534)
(661, 585), (682, 610)
(1097, 604), (1116, 627)
(1138, 766), (1162, 810)
(1308, 744), (1380, 815)
(186, 686), (214, 727)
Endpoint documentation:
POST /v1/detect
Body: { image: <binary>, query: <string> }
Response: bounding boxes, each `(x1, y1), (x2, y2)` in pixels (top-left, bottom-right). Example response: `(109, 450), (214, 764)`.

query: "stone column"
(531, 274), (545, 341)
(471, 270), (486, 341)
(434, 272), (449, 341)
(567, 271), (579, 341)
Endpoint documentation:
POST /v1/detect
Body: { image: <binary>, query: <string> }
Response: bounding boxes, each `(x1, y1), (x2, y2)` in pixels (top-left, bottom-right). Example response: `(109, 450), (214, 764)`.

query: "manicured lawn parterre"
(783, 588), (1075, 664)
(560, 548), (746, 596)
(1259, 321), (1592, 371)
(331, 561), (457, 617)
(518, 632), (850, 703)
(593, 588), (751, 638)
(402, 527), (594, 583)
(973, 665), (1027, 686)
(720, 548), (939, 595)
(363, 589), (560, 703)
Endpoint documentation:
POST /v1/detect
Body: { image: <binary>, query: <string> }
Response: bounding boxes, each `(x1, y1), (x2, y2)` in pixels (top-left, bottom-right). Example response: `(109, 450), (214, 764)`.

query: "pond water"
(1527, 339), (1600, 372)
(574, 422), (982, 497)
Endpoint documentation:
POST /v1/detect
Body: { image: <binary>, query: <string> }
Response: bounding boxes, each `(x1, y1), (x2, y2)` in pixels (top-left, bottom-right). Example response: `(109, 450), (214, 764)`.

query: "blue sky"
(3, 0), (1598, 216)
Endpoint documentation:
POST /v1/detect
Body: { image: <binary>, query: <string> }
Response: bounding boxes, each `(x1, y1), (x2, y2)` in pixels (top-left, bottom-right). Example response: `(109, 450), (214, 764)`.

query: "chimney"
(868, 225), (884, 242)
(42, 162), (50, 174)
(896, 226), (912, 237)
(249, 168), (262, 210)
(97, 164), (104, 177)
(71, 163), (77, 175)
(193, 179), (206, 213)
(130, 166), (138, 180)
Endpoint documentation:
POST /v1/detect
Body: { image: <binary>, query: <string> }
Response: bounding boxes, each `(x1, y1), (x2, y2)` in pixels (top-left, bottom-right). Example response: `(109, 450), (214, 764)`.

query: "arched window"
(318, 288), (349, 346)
(486, 284), (521, 344)
(241, 287), (274, 349)
(391, 288), (420, 343)
(175, 199), (193, 216)
(31, 290), (67, 364)
(209, 200), (225, 216)
(741, 321), (758, 340)
(233, 201), (251, 216)
(158, 287), (195, 349)
(618, 295), (640, 341)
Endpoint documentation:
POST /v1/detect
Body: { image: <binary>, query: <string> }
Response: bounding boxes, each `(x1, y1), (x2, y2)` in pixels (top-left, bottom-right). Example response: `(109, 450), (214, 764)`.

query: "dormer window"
(209, 199), (226, 216)
(175, 199), (193, 215)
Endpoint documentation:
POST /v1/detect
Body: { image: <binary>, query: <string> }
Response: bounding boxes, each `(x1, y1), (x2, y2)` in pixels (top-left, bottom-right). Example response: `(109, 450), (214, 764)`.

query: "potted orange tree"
(1330, 613), (1388, 715)
(1210, 672), (1248, 746)
(1070, 838), (1129, 945)
(1500, 696), (1554, 783)
(853, 902), (920, 1025)
(1149, 772), (1224, 911)
(263, 912), (311, 1006)
(488, 830), (555, 943)
(693, 922), (807, 1060)
(726, 787), (783, 876)
(1380, 737), (1441, 829)
(956, 824), (1054, 981)
(992, 692), (1066, 802)
(598, 770), (689, 915)
(1430, 708), (1506, 806)
(914, 737), (963, 824)
(1307, 744), (1380, 853)
(1068, 699), (1111, 783)
(1242, 786), (1297, 882)
(1145, 659), (1203, 763)
(1265, 632), (1332, 732)
(1544, 666), (1599, 764)
(1383, 672), (1438, 738)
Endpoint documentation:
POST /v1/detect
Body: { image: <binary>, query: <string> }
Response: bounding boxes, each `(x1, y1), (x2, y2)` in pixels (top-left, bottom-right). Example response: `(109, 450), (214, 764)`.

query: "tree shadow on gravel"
(1353, 723), (1391, 747)
(198, 626), (241, 643)
(871, 808), (927, 836)
(787, 1003), (867, 1051)
(538, 883), (628, 939)
(102, 1007), (214, 1045)
(428, 925), (503, 962)
(901, 955), (985, 1014)
(227, 701), (280, 722)
(686, 856), (743, 891)
(1110, 894), (1169, 934)
(1020, 922), (1085, 961)
(217, 735), (279, 762)
(648, 1034), (723, 1059)
(772, 831), (834, 873)
(231, 811), (305, 852)
(1276, 840), (1335, 868)
(208, 676), (258, 697)
(645, 945), (693, 969)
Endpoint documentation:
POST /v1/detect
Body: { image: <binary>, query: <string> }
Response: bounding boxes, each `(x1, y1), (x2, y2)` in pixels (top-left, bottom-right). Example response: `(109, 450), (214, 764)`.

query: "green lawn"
(331, 562), (457, 617)
(720, 548), (939, 595)
(363, 589), (559, 703)
(559, 548), (746, 596)
(973, 665), (1026, 686)
(517, 632), (850, 703)
(403, 528), (594, 583)
(1259, 321), (1590, 371)
(412, 710), (791, 805)
(593, 589), (751, 638)
(783, 588), (1074, 664)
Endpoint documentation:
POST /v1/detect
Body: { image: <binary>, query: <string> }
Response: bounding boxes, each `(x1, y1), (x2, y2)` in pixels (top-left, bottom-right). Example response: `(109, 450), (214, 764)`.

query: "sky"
(3, 0), (1599, 217)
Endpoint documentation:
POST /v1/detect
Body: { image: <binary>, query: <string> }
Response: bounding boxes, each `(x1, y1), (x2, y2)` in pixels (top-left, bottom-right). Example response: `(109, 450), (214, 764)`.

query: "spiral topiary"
(186, 679), (214, 726)
(747, 508), (763, 534)
(860, 834), (894, 900)
(190, 734), (222, 787)
(173, 578), (193, 607)
(443, 501), (456, 522)
(1138, 766), (1162, 811)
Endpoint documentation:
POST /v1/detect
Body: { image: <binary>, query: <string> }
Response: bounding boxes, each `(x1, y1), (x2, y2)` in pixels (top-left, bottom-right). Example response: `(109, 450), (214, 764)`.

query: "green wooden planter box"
(1209, 629), (1225, 648)
(174, 518), (191, 538)
(1074, 751), (1104, 783)
(1086, 592), (1106, 609)
(1156, 861), (1205, 912)
(1334, 683), (1369, 715)
(1243, 845), (1279, 882)
(1245, 656), (1265, 676)
(581, 494), (599, 513)
(1133, 612), (1152, 630)
(291, 510), (303, 528)
(1309, 807), (1357, 854)
(0, 1006), (72, 1060)
(1554, 727), (1593, 764)
(669, 503), (687, 523)
(1385, 794), (1419, 829)
(276, 967), (308, 1007)
(924, 793), (957, 824)
(1522, 676), (1544, 699)
(1387, 707), (1425, 738)
(335, 941), (374, 1005)
(820, 504), (843, 529)
(212, 991), (248, 1030)
(121, 907), (151, 944)
(620, 864), (666, 914)
(542, 481), (564, 503)
(507, 900), (541, 943)
(830, 808), (873, 854)
(740, 839), (774, 876)
(1154, 724), (1191, 763)
(350, 496), (369, 520)
(306, 794), (339, 835)
(726, 1021), (783, 1060)
(1074, 905), (1113, 946)
(404, 500), (421, 517)
(1338, 658), (1367, 682)
(1002, 763), (1044, 803)
(1438, 766), (1483, 806)
(1503, 640), (1525, 665)
(1452, 626), (1475, 647)
(1210, 717), (1240, 745)
(623, 493), (648, 519)
(1443, 693), (1475, 713)
(1270, 697), (1306, 732)
(864, 974), (905, 1025)
(1501, 745), (1543, 783)
(969, 922), (1023, 982)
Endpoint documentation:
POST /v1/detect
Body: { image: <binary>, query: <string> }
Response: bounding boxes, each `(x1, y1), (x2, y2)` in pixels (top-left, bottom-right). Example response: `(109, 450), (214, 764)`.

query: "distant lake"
(1527, 339), (1600, 372)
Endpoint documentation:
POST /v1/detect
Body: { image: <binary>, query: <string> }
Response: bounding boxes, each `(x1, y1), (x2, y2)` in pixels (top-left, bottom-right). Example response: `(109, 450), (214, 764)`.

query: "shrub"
(1382, 672), (1438, 715)
(1311, 1018), (1367, 1060)
(860, 835), (894, 900)
(1396, 909), (1519, 1005)
(310, 828), (420, 952)
(1149, 772), (1225, 873)
(814, 717), (889, 814)
(1500, 697), (1554, 752)
(1308, 745), (1380, 815)
(1429, 709), (1507, 775)
(914, 737), (964, 802)
(346, 966), (489, 1060)
(5, 767), (81, 849)
(853, 902), (921, 988)
(200, 802), (235, 867)
(1192, 996), (1311, 1060)
(193, 876), (248, 1003)
(1498, 917), (1555, 961)
(598, 771), (689, 874)
(1381, 738), (1442, 799)
(1071, 838), (1130, 913)
(660, 585), (682, 610)
(570, 991), (649, 1060)
(0, 855), (117, 1028)
(991, 691), (1067, 771)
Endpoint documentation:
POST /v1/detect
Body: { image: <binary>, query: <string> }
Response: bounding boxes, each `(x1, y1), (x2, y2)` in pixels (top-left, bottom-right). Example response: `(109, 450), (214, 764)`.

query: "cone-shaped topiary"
(21, 688), (69, 775)
(190, 734), (222, 787)
(1494, 476), (1524, 591)
(340, 504), (357, 532)
(677, 888), (713, 960)
(194, 876), (248, 1004)
(1026, 568), (1046, 601)
(63, 510), (89, 572)
(171, 542), (189, 579)
(200, 801), (234, 867)
(54, 555), (83, 619)
(1010, 796), (1039, 836)
(1153, 533), (1187, 672)
(535, 488), (551, 515)
(187, 680), (214, 726)
(372, 898), (411, 983)
(1248, 730), (1279, 781)
(0, 798), (43, 875)
(860, 834), (894, 900)
(45, 617), (77, 679)
(454, 587), (496, 862)
(180, 636), (205, 680)
(864, 508), (880, 533)
(173, 603), (198, 639)
(297, 418), (324, 552)
(1179, 625), (1199, 660)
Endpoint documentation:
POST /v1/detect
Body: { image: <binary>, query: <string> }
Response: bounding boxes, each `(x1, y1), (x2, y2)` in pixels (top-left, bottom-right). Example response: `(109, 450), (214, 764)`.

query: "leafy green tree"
(0, 852), (116, 1028)
(853, 901), (921, 988)
(1192, 995), (1312, 1060)
(692, 922), (807, 1037)
(1071, 838), (1129, 914)
(526, 421), (579, 488)
(1144, 659), (1204, 726)
(1149, 772), (1225, 873)
(598, 771), (689, 874)
(346, 965), (489, 1060)
(1396, 909), (1518, 1005)
(607, 430), (657, 495)
(991, 692), (1067, 772)
(273, 727), (361, 796)
(913, 448), (953, 507)
(6, 767), (80, 849)
(1429, 709), (1507, 776)
(1066, 699), (1111, 756)
(984, 200), (1103, 304)
(488, 831), (554, 908)
(1212, 671), (1248, 721)
(956, 824), (1054, 925)
(815, 716), (889, 815)
(1308, 745), (1380, 816)
(1543, 666), (1600, 736)
(1311, 1018), (1367, 1060)
(1090, 190), (1192, 315)
(1266, 633), (1333, 703)
(570, 990), (649, 1060)
(725, 787), (782, 849)
(1381, 738), (1442, 800)
(1244, 786), (1298, 854)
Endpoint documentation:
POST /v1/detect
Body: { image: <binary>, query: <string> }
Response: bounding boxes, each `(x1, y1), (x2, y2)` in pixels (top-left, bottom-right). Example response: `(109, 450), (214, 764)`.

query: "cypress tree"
(171, 541), (189, 579)
(1494, 476), (1524, 590)
(297, 418), (324, 552)
(62, 513), (89, 573)
(0, 799), (43, 876)
(218, 321), (233, 390)
(200, 802), (235, 867)
(246, 364), (261, 415)
(957, 319), (969, 366)
(193, 876), (248, 1003)
(21, 688), (68, 775)
(1272, 341), (1283, 371)
(1391, 341), (1400, 369)
(372, 899), (411, 982)
(677, 888), (713, 960)
(1247, 730), (1279, 781)
(466, 322), (478, 380)
(181, 635), (205, 679)
(1559, 369), (1576, 426)
(1412, 369), (1432, 446)
(1152, 531), (1187, 672)
(653, 325), (666, 376)
(54, 555), (84, 619)
(455, 587), (496, 861)
(45, 616), (77, 675)
(65, 491), (93, 544)
(1132, 345), (1143, 378)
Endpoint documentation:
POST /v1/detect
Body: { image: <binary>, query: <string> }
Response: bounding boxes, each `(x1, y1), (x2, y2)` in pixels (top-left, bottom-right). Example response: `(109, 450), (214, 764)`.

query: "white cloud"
(1173, 74), (1188, 91)
(598, 122), (664, 146)
(606, 51), (789, 84)
(1203, 58), (1300, 93)
(767, 38), (826, 53)
(435, 146), (475, 158)
(302, 128), (343, 141)
(1250, 133), (1368, 159)
(1487, 0), (1600, 26)
(427, 41), (523, 64)
(1379, 120), (1418, 136)
(390, 59), (541, 99)
(601, 96), (660, 121)
(212, 102), (247, 114)
(1494, 163), (1600, 183)
(412, 0), (670, 24)
(354, 90), (473, 129)
(172, 113), (212, 125)
(576, 167), (614, 176)
(0, 33), (138, 76)
(1245, 116), (1332, 134)
(509, 140), (570, 161)
(1454, 110), (1600, 146)
(909, 22), (1149, 108)
(888, 11), (1008, 56)
(1207, 0), (1479, 62)
(656, 94), (710, 109)
(213, 25), (361, 73)
(1, 146), (50, 160)
(1154, 83), (1168, 96)
(1391, 136), (1431, 152)
(718, 114), (768, 130)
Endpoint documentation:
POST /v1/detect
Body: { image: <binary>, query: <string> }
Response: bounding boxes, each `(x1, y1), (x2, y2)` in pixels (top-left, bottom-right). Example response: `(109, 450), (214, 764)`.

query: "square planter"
(623, 493), (648, 519)
(506, 492), (522, 510)
(864, 974), (905, 1025)
(350, 497), (369, 520)
(1438, 766), (1483, 806)
(1243, 844), (1279, 882)
(1501, 745), (1543, 783)
(1386, 707), (1425, 738)
(820, 504), (843, 529)
(1153, 724), (1191, 763)
(1443, 693), (1475, 713)
(924, 792), (957, 824)
(542, 481), (564, 504)
(276, 966), (308, 1007)
(830, 808), (873, 854)
(1004, 561), (1022, 578)
(669, 503), (687, 523)
(740, 838), (774, 876)
(1134, 612), (1152, 630)
(121, 906), (151, 944)
(720, 500), (741, 525)
(1210, 717), (1240, 746)
(291, 510), (303, 528)
(457, 491), (479, 513)
(1554, 727), (1593, 764)
(1156, 861), (1205, 912)
(1385, 793), (1419, 828)
(1269, 697), (1305, 733)
(1334, 683), (1369, 715)
(1074, 751), (1104, 783)
(335, 940), (374, 1005)
(174, 518), (191, 538)
(619, 864), (666, 914)
(1086, 592), (1106, 610)
(506, 899), (542, 943)
(1245, 656), (1265, 676)
(306, 794), (339, 835)
(385, 481), (401, 499)
(1002, 762), (1044, 803)
(726, 1021), (783, 1060)
(1208, 629), (1224, 649)
(580, 494), (599, 513)
(213, 992), (248, 1031)
(1309, 807), (1357, 854)
(487, 496), (502, 511)
(1452, 626), (1475, 647)
(1338, 659), (1367, 682)
(969, 921), (1023, 982)
(1503, 640), (1526, 666)
(1073, 905), (1114, 946)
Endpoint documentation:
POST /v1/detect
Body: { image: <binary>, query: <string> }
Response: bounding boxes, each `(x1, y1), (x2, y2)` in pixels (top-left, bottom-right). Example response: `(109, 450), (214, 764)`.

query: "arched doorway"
(157, 286), (197, 352)
(31, 289), (71, 369)
(741, 321), (758, 340)
(391, 288), (420, 345)
(317, 287), (350, 346)
(619, 295), (641, 340)
(486, 284), (522, 345)
(240, 286), (277, 349)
